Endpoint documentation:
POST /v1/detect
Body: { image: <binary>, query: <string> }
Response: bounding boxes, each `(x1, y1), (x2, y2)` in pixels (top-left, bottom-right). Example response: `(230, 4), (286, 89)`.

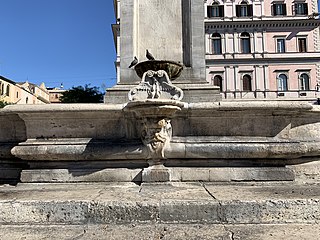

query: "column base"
(142, 165), (170, 182)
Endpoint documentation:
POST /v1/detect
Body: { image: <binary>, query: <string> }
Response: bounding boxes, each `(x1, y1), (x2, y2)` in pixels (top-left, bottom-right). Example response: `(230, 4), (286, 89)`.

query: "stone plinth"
(105, 0), (214, 103)
(142, 165), (171, 182)
(119, 0), (205, 84)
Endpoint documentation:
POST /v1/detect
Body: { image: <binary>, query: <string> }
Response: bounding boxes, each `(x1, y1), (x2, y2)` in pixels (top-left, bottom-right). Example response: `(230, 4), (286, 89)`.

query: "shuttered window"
(294, 3), (308, 15)
(207, 4), (224, 18)
(236, 2), (253, 17)
(272, 3), (287, 16)
(298, 38), (307, 52)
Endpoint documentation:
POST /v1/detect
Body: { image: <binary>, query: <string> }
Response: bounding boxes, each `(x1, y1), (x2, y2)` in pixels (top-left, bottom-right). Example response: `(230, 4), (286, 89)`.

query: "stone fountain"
(0, 1), (319, 236)
(1, 57), (320, 184)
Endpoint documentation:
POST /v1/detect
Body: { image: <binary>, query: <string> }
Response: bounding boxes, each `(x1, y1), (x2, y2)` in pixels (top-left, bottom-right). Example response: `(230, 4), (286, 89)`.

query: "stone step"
(19, 167), (295, 183)
(0, 182), (319, 225)
(0, 223), (319, 240)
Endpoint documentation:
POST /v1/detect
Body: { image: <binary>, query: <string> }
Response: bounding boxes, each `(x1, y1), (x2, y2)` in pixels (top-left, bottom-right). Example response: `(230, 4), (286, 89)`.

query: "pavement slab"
(0, 224), (319, 240)
(0, 182), (319, 225)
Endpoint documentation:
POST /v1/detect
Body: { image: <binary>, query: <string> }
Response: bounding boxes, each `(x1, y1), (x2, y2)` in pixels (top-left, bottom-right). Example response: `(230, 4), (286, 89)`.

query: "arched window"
(236, 1), (253, 17)
(242, 74), (252, 91)
(300, 73), (310, 90)
(6, 85), (10, 97)
(240, 32), (251, 53)
(213, 75), (223, 92)
(278, 74), (288, 91)
(212, 33), (222, 54)
(1, 83), (4, 95)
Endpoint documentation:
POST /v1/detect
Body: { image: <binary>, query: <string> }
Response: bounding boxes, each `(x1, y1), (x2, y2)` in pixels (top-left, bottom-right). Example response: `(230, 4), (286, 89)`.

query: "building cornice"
(205, 55), (320, 65)
(112, 23), (119, 51)
(205, 18), (320, 31)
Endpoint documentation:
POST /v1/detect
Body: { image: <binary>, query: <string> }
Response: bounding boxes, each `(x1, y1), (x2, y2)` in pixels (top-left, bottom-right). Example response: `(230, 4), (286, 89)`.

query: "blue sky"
(0, 0), (116, 90)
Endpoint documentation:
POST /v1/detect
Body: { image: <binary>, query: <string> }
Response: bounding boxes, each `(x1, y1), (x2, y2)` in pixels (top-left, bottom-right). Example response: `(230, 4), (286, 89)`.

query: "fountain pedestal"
(126, 100), (184, 182)
(125, 61), (185, 182)
(142, 164), (170, 182)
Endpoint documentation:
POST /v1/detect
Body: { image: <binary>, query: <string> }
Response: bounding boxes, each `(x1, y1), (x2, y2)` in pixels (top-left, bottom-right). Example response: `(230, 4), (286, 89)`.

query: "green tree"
(0, 100), (9, 108)
(60, 85), (104, 103)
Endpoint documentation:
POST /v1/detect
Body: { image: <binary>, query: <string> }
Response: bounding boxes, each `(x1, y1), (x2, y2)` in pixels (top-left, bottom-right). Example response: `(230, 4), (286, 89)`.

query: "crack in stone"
(224, 226), (236, 240)
(92, 188), (105, 201)
(229, 230), (235, 240)
(200, 181), (217, 200)
(67, 228), (87, 240)
(201, 182), (227, 223)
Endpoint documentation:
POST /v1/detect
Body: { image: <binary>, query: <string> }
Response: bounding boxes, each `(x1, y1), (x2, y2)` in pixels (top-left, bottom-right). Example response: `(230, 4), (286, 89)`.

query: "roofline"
(0, 75), (16, 85)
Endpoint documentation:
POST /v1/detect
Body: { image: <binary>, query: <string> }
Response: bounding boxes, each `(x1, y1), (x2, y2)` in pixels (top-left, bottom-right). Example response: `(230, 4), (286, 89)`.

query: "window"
(16, 92), (19, 98)
(273, 3), (287, 16)
(278, 74), (288, 91)
(6, 85), (10, 96)
(0, 82), (2, 95)
(207, 2), (224, 18)
(212, 33), (222, 54)
(276, 39), (286, 53)
(242, 74), (252, 91)
(240, 32), (251, 53)
(299, 73), (310, 90)
(1, 83), (4, 95)
(26, 97), (29, 104)
(213, 75), (223, 92)
(294, 3), (308, 15)
(298, 38), (307, 52)
(236, 1), (253, 17)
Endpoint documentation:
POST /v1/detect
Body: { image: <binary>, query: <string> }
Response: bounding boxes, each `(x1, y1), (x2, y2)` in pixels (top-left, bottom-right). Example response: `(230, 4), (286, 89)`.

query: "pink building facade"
(205, 0), (320, 100)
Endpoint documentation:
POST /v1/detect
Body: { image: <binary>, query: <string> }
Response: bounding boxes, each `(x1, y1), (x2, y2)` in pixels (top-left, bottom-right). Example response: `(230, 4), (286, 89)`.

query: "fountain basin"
(1, 102), (320, 183)
(134, 60), (183, 80)
(125, 100), (184, 118)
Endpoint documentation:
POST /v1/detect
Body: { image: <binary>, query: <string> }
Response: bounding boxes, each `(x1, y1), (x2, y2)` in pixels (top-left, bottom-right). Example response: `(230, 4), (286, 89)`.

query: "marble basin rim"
(125, 99), (184, 118)
(134, 60), (183, 80)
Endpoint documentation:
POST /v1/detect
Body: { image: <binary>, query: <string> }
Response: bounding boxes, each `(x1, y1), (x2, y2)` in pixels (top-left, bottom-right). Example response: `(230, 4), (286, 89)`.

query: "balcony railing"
(205, 52), (320, 61)
(220, 89), (318, 100)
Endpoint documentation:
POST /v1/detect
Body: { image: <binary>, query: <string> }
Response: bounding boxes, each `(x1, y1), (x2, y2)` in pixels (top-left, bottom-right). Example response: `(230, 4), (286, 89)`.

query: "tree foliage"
(60, 85), (104, 103)
(0, 100), (9, 108)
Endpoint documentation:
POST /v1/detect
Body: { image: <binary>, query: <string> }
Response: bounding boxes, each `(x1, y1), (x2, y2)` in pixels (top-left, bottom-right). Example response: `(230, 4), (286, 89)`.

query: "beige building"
(0, 76), (50, 105)
(47, 87), (66, 103)
(204, 0), (320, 100)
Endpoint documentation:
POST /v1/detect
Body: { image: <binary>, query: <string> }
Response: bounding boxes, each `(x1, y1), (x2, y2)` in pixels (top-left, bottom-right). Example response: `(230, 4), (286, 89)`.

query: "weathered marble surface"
(118, 0), (206, 85)
(1, 102), (320, 182)
(136, 0), (183, 63)
(1, 224), (320, 240)
(0, 182), (319, 224)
